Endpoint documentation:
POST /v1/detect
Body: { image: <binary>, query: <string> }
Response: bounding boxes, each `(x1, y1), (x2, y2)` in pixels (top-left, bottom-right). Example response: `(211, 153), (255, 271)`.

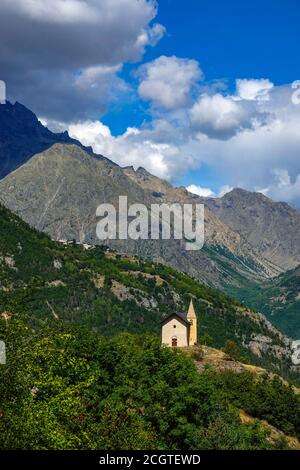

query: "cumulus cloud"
(188, 79), (277, 140)
(1, 0), (101, 24)
(186, 184), (233, 198)
(66, 119), (193, 180)
(186, 184), (216, 197)
(187, 84), (300, 206)
(218, 185), (234, 197)
(2, 1), (299, 208)
(236, 78), (274, 101)
(189, 93), (263, 139)
(257, 169), (300, 205)
(0, 0), (165, 120)
(138, 55), (203, 109)
(51, 75), (300, 206)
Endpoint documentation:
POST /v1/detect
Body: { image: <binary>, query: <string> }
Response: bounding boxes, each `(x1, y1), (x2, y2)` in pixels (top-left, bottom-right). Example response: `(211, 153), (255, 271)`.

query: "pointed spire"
(187, 299), (196, 318)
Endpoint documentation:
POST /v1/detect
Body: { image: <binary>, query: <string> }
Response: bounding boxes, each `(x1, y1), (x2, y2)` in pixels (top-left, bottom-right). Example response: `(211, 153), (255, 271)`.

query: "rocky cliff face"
(0, 143), (278, 290)
(0, 101), (93, 179)
(125, 168), (281, 277)
(1, 102), (300, 335)
(201, 188), (300, 271)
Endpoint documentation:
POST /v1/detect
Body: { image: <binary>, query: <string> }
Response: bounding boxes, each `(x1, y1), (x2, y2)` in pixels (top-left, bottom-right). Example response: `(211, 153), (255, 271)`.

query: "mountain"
(0, 142), (280, 292)
(202, 188), (300, 271)
(123, 165), (173, 194)
(231, 263), (300, 338)
(2, 102), (300, 335)
(0, 101), (96, 179)
(124, 167), (281, 277)
(0, 203), (296, 379)
(0, 108), (299, 450)
(264, 264), (300, 337)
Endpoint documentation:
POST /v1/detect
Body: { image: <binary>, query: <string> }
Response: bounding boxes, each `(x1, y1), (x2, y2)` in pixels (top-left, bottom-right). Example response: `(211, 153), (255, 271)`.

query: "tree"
(199, 333), (213, 346)
(223, 340), (241, 361)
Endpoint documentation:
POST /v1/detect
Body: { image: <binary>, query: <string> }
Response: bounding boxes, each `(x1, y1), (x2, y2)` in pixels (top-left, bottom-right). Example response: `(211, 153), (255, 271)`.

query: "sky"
(1, 0), (300, 205)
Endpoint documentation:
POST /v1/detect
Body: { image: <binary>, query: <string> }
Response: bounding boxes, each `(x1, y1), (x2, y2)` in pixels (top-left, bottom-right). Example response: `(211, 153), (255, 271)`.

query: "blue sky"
(104, 0), (300, 135)
(2, 0), (300, 205)
(100, 0), (300, 194)
(156, 0), (300, 84)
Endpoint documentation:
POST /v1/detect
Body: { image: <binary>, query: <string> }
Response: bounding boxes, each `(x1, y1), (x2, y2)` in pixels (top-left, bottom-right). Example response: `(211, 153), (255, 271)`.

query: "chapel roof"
(160, 311), (191, 326)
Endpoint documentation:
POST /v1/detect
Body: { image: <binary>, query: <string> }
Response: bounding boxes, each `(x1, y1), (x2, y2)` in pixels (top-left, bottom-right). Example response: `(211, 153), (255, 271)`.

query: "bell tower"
(187, 299), (197, 345)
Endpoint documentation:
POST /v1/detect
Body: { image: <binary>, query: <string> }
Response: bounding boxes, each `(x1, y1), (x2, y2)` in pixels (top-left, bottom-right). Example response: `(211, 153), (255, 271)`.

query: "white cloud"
(74, 65), (122, 89)
(186, 184), (233, 198)
(257, 169), (300, 204)
(67, 120), (187, 180)
(186, 184), (216, 197)
(2, 0), (100, 24)
(61, 79), (300, 206)
(188, 79), (277, 139)
(218, 185), (234, 197)
(186, 87), (300, 205)
(138, 55), (203, 109)
(135, 23), (165, 48)
(0, 0), (165, 121)
(236, 78), (274, 101)
(189, 93), (257, 139)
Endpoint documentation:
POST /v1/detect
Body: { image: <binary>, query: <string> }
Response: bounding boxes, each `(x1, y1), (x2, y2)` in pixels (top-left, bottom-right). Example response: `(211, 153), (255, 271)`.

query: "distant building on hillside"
(161, 300), (197, 348)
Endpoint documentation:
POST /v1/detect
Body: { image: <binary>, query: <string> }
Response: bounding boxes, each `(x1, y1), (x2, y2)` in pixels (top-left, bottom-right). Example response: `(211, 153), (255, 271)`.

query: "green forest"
(0, 204), (300, 450)
(1, 321), (300, 450)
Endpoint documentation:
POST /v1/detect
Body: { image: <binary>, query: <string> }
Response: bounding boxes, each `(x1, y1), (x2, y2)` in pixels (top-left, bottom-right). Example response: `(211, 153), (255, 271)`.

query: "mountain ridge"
(0, 101), (299, 336)
(0, 100), (116, 179)
(200, 187), (300, 271)
(0, 142), (280, 292)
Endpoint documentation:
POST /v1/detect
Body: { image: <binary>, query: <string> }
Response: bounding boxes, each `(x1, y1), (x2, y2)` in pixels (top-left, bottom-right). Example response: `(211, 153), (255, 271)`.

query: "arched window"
(172, 336), (177, 347)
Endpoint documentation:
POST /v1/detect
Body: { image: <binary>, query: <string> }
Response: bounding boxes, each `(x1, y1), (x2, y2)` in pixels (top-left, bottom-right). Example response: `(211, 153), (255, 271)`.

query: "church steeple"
(187, 299), (197, 345)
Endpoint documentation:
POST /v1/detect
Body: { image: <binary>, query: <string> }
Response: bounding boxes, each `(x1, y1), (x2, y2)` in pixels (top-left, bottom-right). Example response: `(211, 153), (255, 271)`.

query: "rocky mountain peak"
(124, 165), (172, 194)
(204, 187), (300, 270)
(0, 101), (90, 179)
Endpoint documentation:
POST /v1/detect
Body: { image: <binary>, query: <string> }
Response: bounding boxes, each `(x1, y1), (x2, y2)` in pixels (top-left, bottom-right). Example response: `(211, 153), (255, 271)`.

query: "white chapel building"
(161, 300), (197, 348)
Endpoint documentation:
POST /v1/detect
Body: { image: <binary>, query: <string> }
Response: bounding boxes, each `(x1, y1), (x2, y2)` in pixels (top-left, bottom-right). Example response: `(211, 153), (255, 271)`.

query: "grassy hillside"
(0, 204), (295, 379)
(0, 203), (300, 450)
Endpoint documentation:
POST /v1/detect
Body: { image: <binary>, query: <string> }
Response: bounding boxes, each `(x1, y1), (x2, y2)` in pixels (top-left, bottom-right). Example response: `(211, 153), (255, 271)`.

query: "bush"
(192, 348), (204, 361)
(223, 340), (241, 361)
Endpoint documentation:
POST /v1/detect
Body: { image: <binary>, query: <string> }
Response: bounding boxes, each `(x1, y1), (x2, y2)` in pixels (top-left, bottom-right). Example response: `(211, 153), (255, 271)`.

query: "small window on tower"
(173, 324), (176, 328)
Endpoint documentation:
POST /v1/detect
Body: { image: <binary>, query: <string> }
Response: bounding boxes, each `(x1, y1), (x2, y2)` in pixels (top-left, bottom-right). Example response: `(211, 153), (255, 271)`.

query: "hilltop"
(0, 203), (297, 381)
(1, 326), (300, 450)
(0, 101), (96, 179)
